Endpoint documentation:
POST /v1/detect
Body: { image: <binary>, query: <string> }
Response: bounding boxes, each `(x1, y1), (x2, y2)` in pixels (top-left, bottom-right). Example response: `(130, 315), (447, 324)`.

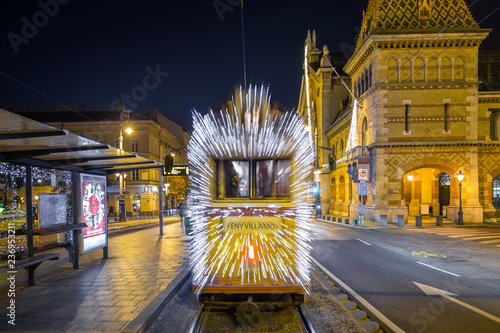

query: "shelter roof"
(0, 108), (162, 174)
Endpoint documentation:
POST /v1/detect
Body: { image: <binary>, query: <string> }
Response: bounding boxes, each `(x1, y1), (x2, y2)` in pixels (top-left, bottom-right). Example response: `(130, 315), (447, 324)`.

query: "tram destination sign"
(222, 216), (283, 234)
(163, 165), (190, 176)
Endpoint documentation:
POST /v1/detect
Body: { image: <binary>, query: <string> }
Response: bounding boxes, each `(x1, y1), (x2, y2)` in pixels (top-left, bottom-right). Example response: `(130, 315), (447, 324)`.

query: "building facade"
(300, 0), (500, 223)
(21, 105), (190, 217)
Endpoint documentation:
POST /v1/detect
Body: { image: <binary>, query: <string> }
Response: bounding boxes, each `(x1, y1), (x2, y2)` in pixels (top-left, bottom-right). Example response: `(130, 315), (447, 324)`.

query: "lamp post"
(118, 109), (133, 221)
(457, 170), (464, 225)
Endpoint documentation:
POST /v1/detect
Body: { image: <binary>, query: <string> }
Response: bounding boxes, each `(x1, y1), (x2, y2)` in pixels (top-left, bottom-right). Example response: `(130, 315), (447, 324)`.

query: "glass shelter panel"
(0, 163), (26, 260)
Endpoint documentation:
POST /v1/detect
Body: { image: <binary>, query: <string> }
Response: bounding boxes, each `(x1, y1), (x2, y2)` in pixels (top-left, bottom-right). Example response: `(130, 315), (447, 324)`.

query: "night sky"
(0, 0), (499, 132)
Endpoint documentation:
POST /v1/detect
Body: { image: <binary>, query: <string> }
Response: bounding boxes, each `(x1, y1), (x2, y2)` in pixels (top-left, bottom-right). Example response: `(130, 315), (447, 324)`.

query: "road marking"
(312, 257), (405, 333)
(480, 239), (500, 244)
(356, 238), (372, 245)
(417, 262), (460, 277)
(464, 235), (500, 240)
(414, 282), (500, 324)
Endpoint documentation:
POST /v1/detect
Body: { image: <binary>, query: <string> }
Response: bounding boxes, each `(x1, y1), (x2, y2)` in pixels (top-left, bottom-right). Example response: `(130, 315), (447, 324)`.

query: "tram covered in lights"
(187, 85), (315, 308)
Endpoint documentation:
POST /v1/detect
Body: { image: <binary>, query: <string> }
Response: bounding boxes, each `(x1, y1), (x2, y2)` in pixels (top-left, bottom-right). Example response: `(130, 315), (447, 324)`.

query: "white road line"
(417, 262), (460, 277)
(356, 238), (372, 245)
(448, 233), (494, 238)
(311, 257), (405, 333)
(463, 235), (500, 240)
(480, 239), (500, 244)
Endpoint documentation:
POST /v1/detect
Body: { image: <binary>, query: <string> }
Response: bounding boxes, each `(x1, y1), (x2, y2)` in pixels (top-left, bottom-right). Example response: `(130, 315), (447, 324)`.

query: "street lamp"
(457, 170), (464, 225)
(118, 109), (133, 221)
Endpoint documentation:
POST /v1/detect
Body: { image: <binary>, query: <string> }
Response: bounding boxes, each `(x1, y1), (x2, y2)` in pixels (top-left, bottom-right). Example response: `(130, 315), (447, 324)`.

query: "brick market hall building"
(299, 0), (500, 224)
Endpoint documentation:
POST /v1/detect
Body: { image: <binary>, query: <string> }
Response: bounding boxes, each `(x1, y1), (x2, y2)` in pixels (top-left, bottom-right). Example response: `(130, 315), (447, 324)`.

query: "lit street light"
(118, 109), (133, 221)
(457, 170), (464, 225)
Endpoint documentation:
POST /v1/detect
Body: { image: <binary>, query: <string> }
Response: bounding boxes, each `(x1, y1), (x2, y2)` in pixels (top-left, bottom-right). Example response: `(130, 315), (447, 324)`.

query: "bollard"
(415, 215), (422, 227)
(396, 215), (405, 227)
(344, 218), (349, 224)
(436, 215), (443, 226)
(380, 215), (387, 227)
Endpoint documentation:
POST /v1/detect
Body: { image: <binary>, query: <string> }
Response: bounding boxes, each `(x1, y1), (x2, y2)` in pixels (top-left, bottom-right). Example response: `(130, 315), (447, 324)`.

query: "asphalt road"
(311, 221), (500, 333)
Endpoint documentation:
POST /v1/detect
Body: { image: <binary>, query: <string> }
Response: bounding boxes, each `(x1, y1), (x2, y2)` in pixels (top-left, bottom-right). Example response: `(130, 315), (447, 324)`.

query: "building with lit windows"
(299, 0), (500, 223)
(21, 105), (190, 218)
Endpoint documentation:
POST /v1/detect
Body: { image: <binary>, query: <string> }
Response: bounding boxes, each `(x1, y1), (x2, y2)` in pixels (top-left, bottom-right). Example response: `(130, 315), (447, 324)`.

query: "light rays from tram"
(188, 84), (315, 294)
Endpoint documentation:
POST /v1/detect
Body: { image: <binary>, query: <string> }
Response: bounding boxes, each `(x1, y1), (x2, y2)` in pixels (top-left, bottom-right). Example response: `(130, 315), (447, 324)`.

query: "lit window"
(493, 176), (500, 209)
(491, 110), (500, 140)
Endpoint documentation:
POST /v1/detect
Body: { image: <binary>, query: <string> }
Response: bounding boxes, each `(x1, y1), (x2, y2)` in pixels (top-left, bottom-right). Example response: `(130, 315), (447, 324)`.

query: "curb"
(123, 265), (192, 333)
(315, 218), (397, 230)
(312, 266), (382, 333)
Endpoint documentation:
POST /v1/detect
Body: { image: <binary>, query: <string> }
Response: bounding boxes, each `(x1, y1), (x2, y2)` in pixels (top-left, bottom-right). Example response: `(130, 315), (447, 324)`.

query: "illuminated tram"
(187, 85), (315, 318)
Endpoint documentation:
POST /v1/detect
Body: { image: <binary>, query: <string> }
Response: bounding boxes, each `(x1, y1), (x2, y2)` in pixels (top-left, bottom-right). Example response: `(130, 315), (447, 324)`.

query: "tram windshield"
(220, 159), (290, 199)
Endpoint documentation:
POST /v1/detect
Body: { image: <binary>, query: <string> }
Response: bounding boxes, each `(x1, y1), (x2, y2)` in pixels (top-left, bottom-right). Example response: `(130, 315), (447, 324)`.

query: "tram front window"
(225, 161), (249, 198)
(256, 160), (273, 197)
(221, 159), (290, 199)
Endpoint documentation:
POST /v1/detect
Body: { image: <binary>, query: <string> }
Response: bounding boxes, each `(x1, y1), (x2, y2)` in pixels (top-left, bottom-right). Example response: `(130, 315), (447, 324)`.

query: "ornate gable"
(355, 0), (478, 50)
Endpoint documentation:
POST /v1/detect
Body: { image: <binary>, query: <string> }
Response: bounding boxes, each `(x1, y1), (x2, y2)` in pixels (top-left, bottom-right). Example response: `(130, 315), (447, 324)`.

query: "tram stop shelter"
(0, 108), (165, 286)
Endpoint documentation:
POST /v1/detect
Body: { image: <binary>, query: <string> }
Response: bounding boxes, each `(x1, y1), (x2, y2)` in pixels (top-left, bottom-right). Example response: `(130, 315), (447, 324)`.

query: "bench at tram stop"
(0, 253), (60, 286)
(0, 222), (88, 286)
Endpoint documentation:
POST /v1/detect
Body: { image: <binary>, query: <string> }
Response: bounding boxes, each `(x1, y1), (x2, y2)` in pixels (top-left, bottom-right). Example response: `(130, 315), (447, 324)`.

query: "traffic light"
(328, 153), (335, 172)
(164, 154), (173, 174)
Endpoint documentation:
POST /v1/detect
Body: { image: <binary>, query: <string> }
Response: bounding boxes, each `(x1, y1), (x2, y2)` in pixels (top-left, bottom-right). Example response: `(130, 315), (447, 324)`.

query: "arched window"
(454, 57), (465, 81)
(331, 177), (337, 202)
(441, 57), (452, 82)
(340, 139), (344, 158)
(427, 58), (438, 82)
(401, 57), (411, 83)
(361, 117), (368, 146)
(364, 68), (369, 91)
(339, 176), (346, 203)
(414, 58), (425, 82)
(387, 58), (398, 83)
(493, 176), (500, 209)
(369, 64), (373, 87)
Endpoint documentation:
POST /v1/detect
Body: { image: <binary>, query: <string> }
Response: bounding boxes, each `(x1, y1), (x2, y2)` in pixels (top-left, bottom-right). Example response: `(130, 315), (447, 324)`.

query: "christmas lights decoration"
(345, 100), (359, 155)
(188, 84), (315, 294)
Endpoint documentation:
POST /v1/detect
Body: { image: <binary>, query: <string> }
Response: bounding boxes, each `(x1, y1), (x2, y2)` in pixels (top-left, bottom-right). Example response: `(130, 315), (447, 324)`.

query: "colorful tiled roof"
(356, 0), (478, 50)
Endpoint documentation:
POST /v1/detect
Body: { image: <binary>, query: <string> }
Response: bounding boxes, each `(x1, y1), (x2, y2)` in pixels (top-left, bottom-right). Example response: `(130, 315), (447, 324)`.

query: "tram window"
(225, 161), (250, 198)
(493, 176), (500, 209)
(256, 160), (273, 197)
(275, 160), (290, 197)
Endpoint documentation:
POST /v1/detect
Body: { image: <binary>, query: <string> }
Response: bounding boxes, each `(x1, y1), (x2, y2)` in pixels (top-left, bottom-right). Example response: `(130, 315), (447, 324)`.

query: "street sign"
(358, 168), (369, 181)
(357, 182), (368, 195)
(164, 165), (190, 176)
(357, 204), (367, 214)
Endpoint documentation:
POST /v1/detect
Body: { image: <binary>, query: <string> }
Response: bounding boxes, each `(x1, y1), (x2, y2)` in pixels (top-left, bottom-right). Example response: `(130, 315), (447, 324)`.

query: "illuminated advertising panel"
(81, 173), (107, 253)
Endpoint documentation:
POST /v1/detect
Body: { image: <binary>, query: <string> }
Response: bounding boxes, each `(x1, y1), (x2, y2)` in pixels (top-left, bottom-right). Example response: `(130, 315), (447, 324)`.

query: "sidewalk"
(0, 218), (190, 332)
(316, 214), (500, 229)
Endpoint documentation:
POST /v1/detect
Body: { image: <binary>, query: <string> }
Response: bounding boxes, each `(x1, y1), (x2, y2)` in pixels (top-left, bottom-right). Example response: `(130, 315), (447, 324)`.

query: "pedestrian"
(109, 205), (114, 218)
(179, 201), (185, 233)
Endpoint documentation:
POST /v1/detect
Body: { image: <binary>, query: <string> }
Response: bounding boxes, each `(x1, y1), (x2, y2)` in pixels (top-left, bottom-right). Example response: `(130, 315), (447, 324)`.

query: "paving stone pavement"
(0, 222), (190, 332)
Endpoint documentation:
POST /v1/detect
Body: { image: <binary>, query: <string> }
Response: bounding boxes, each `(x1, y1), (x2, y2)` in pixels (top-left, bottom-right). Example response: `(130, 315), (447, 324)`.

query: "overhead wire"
(0, 71), (95, 122)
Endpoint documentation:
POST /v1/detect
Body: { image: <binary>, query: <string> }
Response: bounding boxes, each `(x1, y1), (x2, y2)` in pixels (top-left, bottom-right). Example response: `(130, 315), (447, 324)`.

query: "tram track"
(148, 264), (380, 333)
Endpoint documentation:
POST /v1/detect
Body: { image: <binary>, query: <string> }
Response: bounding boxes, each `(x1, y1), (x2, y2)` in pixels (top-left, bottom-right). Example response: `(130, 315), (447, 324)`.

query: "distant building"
(300, 0), (500, 223)
(21, 105), (190, 217)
